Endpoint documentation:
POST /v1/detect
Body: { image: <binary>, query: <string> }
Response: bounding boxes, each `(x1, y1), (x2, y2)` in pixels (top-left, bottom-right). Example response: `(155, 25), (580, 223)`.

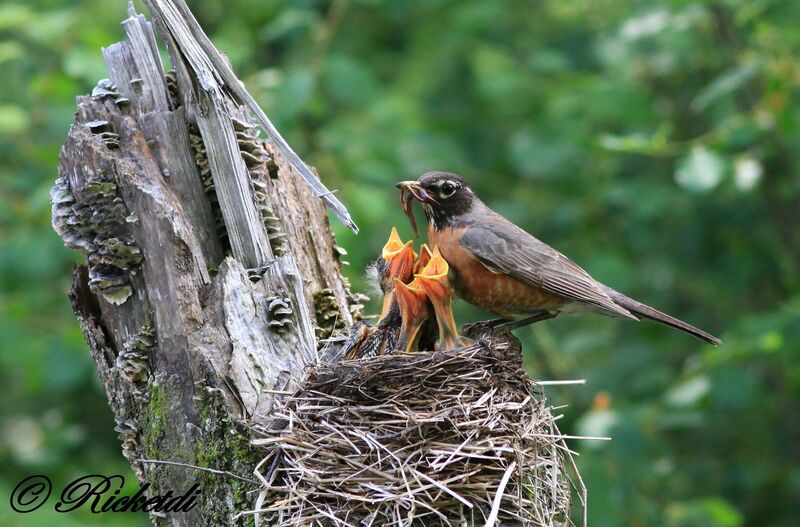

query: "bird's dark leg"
(481, 317), (515, 329)
(494, 310), (558, 331)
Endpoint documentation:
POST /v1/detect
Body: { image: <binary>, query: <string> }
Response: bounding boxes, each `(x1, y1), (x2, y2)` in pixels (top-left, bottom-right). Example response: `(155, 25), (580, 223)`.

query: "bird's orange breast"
(428, 226), (566, 318)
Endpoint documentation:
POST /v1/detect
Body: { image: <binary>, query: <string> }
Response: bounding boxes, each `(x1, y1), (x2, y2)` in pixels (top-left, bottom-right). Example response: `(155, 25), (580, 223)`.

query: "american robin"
(397, 172), (721, 345)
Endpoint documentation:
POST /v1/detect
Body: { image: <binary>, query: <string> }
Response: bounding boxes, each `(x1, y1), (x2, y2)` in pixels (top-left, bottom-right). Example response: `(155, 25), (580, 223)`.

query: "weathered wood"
(141, 108), (225, 267)
(121, 12), (170, 113)
(195, 94), (274, 267)
(52, 3), (360, 525)
(264, 143), (357, 329)
(103, 10), (224, 269)
(141, 0), (359, 233)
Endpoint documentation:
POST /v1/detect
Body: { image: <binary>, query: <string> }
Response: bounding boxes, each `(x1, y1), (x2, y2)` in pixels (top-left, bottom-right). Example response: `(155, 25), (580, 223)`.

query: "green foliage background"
(1, 0), (799, 525)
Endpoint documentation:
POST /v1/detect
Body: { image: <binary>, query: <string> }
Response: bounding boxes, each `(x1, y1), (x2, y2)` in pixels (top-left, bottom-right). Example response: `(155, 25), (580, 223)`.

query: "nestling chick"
(414, 247), (471, 351)
(338, 230), (477, 361)
(341, 229), (434, 360)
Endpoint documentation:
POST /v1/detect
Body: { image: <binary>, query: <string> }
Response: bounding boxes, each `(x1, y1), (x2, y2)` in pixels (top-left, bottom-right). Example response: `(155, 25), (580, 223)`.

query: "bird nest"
(250, 333), (584, 526)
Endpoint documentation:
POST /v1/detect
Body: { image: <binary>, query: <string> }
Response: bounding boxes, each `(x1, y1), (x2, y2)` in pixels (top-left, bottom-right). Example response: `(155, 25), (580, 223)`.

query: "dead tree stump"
(51, 2), (361, 525)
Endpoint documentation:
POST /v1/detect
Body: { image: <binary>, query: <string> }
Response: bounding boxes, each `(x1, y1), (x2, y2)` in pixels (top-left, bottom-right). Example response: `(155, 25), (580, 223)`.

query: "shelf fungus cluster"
(115, 419), (144, 480)
(86, 119), (121, 150)
(51, 166), (142, 306)
(232, 118), (288, 256)
(117, 321), (156, 395)
(189, 128), (229, 250)
(91, 78), (130, 107)
(189, 116), (289, 259)
(266, 296), (294, 335)
(164, 70), (181, 110)
(314, 286), (370, 344)
(336, 228), (471, 361)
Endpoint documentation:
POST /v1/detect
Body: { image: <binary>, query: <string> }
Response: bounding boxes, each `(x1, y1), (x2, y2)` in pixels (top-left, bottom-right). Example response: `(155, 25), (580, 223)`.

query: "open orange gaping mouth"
(381, 227), (417, 283)
(393, 277), (432, 353)
(414, 243), (433, 275)
(378, 227), (417, 320)
(416, 247), (448, 280)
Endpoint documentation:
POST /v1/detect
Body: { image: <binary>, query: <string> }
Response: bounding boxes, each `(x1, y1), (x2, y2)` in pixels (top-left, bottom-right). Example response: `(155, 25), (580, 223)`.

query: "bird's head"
(371, 227), (417, 320)
(396, 172), (477, 231)
(381, 227), (417, 285)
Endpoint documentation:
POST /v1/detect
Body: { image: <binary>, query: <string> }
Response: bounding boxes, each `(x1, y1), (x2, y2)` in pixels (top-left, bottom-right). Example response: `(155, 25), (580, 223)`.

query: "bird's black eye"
(440, 181), (457, 197)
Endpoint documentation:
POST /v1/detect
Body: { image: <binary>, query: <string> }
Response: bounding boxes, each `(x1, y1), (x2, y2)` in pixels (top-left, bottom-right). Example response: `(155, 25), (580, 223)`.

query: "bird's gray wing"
(460, 221), (636, 318)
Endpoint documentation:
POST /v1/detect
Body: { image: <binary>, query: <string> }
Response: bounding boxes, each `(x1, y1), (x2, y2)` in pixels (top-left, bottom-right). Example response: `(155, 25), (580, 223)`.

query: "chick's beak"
(382, 228), (417, 277)
(414, 247), (469, 350)
(393, 278), (432, 354)
(414, 244), (433, 275)
(379, 227), (417, 320)
(396, 181), (438, 205)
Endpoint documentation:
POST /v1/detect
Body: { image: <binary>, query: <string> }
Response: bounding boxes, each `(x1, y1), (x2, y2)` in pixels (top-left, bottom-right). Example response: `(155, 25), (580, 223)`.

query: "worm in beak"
(396, 180), (437, 237)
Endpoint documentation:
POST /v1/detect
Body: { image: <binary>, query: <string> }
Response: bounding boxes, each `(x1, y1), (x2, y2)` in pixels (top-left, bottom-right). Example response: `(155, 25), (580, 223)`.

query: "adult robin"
(397, 172), (721, 345)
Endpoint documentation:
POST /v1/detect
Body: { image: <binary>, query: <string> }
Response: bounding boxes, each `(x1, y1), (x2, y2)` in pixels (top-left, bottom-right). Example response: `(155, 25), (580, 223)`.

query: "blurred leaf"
(599, 125), (673, 155)
(527, 48), (571, 74)
(665, 375), (710, 407)
(263, 8), (318, 41)
(0, 105), (28, 135)
(576, 408), (619, 447)
(471, 45), (528, 110)
(63, 48), (108, 83)
(0, 4), (34, 30)
(508, 128), (581, 180)
(666, 498), (744, 527)
(692, 63), (760, 112)
(620, 9), (671, 41)
(324, 55), (378, 106)
(733, 156), (762, 191)
(0, 41), (24, 64)
(675, 146), (725, 191)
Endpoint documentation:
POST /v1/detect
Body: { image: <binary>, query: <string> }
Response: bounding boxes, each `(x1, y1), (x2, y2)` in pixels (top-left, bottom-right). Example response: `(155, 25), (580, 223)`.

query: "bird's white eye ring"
(440, 181), (457, 197)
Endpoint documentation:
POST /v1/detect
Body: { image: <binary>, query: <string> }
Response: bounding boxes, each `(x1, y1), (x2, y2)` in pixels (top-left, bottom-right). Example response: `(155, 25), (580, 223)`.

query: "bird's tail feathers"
(603, 287), (721, 345)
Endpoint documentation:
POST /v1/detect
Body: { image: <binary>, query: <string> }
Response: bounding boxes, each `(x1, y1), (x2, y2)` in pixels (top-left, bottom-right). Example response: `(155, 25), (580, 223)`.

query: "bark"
(51, 2), (359, 525)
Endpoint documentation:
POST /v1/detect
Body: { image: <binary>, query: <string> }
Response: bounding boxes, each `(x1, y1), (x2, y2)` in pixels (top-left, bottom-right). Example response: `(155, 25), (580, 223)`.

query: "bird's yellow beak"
(379, 227), (417, 320)
(416, 246), (448, 281)
(414, 247), (468, 350)
(414, 243), (433, 275)
(382, 227), (417, 263)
